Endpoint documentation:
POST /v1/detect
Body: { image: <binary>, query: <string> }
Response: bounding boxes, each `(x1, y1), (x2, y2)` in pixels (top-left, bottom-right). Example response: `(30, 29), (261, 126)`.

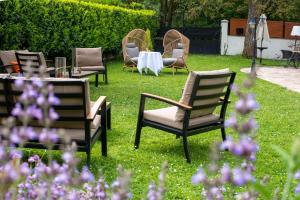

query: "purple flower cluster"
(220, 136), (258, 161)
(147, 162), (168, 200)
(295, 171), (300, 194)
(0, 68), (137, 199)
(192, 75), (260, 199)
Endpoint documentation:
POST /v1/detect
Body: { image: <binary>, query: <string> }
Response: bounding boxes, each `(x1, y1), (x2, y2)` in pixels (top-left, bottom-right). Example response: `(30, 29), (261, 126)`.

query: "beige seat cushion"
(75, 48), (103, 67)
(80, 66), (105, 71)
(175, 69), (230, 121)
(144, 106), (220, 130)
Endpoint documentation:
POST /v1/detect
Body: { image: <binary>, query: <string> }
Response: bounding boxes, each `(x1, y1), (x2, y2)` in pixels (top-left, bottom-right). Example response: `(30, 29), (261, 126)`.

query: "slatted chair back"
(15, 52), (47, 75)
(6, 77), (90, 129)
(175, 69), (235, 122)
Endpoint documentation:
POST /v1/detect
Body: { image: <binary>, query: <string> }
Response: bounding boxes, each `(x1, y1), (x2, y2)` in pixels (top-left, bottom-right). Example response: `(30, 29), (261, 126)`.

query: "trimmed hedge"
(0, 0), (158, 59)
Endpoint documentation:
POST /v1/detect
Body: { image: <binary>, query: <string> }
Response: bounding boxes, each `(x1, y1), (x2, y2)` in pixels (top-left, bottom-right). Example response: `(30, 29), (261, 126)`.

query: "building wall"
(221, 20), (295, 59)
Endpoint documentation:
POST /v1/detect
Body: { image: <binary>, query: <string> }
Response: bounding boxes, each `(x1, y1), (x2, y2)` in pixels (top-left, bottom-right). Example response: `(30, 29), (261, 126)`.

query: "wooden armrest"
(220, 97), (231, 103)
(141, 93), (192, 110)
(87, 96), (106, 120)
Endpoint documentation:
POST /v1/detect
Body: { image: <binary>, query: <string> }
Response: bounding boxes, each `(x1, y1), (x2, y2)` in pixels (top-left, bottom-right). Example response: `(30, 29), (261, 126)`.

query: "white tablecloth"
(137, 51), (164, 76)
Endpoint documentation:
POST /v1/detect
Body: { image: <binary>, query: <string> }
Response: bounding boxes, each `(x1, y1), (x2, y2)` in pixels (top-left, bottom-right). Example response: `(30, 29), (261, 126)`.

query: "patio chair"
(162, 29), (190, 75)
(72, 47), (108, 84)
(15, 51), (55, 76)
(134, 69), (236, 163)
(1, 76), (107, 167)
(122, 29), (147, 71)
(0, 50), (28, 74)
(287, 43), (300, 68)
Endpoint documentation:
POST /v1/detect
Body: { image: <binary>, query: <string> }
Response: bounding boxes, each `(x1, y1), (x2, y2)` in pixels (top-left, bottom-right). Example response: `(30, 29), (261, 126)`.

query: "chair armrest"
(141, 93), (192, 110)
(87, 96), (106, 120)
(220, 97), (231, 103)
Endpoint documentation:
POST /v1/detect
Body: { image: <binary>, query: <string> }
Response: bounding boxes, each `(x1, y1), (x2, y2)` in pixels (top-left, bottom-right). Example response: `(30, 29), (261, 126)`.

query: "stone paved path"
(241, 67), (300, 93)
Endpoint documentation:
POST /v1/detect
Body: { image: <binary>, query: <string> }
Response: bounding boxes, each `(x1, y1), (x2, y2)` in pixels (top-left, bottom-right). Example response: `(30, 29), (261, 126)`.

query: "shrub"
(0, 0), (158, 59)
(145, 29), (154, 51)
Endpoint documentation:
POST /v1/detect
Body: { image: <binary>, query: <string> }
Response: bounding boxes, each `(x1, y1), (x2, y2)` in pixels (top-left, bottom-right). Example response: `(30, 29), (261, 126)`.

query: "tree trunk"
(242, 0), (260, 58)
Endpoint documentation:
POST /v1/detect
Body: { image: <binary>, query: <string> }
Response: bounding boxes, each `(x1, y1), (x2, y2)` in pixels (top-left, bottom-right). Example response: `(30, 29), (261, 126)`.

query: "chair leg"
(95, 74), (99, 87)
(107, 106), (111, 130)
(105, 70), (108, 84)
(101, 129), (107, 156)
(134, 119), (143, 149)
(221, 127), (226, 141)
(86, 150), (91, 168)
(172, 67), (175, 76)
(182, 135), (191, 163)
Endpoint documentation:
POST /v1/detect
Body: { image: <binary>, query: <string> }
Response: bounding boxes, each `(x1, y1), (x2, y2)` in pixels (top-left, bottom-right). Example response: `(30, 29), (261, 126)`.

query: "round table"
(137, 51), (164, 76)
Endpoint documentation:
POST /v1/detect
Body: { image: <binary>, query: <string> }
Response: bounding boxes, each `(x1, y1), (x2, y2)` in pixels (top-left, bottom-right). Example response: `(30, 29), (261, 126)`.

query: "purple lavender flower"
(39, 128), (59, 144)
(49, 108), (59, 121)
(14, 78), (24, 88)
(12, 103), (22, 117)
(295, 183), (300, 194)
(54, 173), (70, 184)
(80, 166), (94, 182)
(20, 162), (31, 176)
(225, 114), (238, 129)
(232, 168), (245, 186)
(220, 163), (231, 183)
(28, 155), (40, 163)
(296, 171), (300, 180)
(192, 168), (206, 185)
(48, 93), (60, 105)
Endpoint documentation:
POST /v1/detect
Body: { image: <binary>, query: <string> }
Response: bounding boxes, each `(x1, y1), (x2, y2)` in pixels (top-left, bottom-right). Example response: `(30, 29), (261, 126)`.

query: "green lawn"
(72, 55), (300, 198)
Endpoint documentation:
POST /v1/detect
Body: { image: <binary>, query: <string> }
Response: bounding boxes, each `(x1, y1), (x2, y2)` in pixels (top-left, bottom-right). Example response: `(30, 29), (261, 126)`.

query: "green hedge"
(0, 0), (158, 59)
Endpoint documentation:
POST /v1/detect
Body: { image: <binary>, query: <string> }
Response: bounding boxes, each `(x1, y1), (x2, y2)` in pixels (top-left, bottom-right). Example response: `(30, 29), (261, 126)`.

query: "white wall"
(220, 20), (295, 59)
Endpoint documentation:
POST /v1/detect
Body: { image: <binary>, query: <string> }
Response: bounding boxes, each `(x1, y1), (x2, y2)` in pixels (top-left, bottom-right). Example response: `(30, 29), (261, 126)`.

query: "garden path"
(241, 66), (300, 93)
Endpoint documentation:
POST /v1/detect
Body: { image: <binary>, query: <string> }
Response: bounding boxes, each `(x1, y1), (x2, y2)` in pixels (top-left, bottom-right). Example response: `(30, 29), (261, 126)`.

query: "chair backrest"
(15, 51), (47, 74)
(125, 43), (139, 58)
(0, 50), (28, 73)
(175, 69), (236, 121)
(74, 48), (103, 68)
(5, 77), (91, 129)
(163, 29), (190, 60)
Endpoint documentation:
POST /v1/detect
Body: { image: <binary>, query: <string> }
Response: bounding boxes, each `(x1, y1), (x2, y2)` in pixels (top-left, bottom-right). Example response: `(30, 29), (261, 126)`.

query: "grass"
(36, 55), (300, 199)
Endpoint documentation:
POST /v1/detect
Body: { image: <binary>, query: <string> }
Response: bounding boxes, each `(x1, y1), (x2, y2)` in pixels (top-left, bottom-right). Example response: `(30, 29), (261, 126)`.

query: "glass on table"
(55, 57), (67, 77)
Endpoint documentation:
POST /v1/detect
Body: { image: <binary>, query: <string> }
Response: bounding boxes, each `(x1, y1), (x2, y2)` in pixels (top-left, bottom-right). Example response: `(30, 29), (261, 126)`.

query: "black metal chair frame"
(134, 72), (236, 163)
(1, 77), (107, 167)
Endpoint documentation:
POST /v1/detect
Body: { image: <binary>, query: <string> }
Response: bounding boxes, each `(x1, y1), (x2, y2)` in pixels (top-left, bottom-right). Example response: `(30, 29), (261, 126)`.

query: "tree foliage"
(127, 0), (300, 27)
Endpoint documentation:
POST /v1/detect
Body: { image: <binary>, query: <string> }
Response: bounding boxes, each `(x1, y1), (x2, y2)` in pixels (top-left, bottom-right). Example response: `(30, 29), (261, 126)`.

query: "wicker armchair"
(162, 29), (190, 75)
(122, 29), (147, 71)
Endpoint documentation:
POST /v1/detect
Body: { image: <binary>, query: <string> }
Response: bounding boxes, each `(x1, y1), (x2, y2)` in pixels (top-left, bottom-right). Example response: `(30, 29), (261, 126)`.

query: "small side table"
(257, 47), (268, 64)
